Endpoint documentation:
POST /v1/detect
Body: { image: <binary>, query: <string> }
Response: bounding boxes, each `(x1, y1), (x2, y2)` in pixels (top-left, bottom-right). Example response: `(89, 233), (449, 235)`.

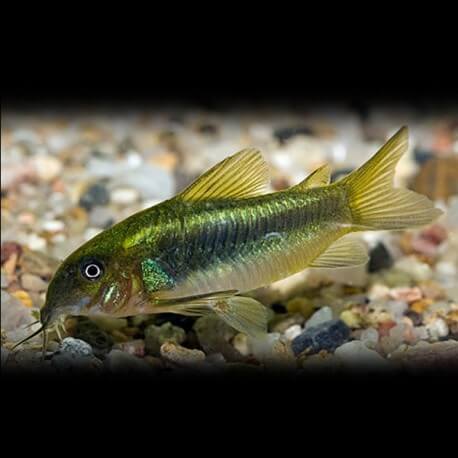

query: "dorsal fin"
(179, 148), (270, 201)
(291, 164), (331, 191)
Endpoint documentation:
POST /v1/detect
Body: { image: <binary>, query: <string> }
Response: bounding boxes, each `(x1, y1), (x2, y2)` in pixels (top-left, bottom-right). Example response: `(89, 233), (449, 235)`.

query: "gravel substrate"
(2, 108), (457, 375)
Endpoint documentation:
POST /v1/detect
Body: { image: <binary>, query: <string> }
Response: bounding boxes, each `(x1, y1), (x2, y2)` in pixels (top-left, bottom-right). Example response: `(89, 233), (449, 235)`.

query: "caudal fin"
(340, 127), (442, 230)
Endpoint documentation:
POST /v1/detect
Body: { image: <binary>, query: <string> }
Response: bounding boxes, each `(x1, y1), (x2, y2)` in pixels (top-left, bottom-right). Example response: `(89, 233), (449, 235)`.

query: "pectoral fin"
(213, 296), (268, 337)
(309, 237), (369, 269)
(155, 290), (268, 337)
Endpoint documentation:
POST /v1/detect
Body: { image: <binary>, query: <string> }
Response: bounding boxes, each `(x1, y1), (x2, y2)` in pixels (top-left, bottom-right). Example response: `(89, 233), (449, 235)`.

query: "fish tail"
(340, 126), (443, 230)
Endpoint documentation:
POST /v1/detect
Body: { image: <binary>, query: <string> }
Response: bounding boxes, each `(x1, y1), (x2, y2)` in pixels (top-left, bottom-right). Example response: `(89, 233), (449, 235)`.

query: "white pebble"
(111, 188), (140, 205)
(284, 324), (302, 341)
(33, 155), (62, 181)
(426, 318), (449, 341)
(247, 333), (282, 363)
(26, 233), (47, 251)
(42, 219), (65, 233)
(435, 261), (456, 278)
(368, 283), (391, 300)
(126, 151), (143, 168)
(305, 306), (333, 329)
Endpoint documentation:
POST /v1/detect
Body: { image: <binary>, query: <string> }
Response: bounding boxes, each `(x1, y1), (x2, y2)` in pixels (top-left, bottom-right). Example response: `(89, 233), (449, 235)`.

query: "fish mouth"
(42, 296), (91, 324)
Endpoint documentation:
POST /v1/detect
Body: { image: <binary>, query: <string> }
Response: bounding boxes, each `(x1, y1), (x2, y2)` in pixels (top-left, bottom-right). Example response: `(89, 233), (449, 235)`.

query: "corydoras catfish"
(14, 126), (442, 346)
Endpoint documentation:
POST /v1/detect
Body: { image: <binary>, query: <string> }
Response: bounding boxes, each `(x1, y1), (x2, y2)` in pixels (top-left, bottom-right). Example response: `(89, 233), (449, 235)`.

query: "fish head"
(41, 230), (138, 326)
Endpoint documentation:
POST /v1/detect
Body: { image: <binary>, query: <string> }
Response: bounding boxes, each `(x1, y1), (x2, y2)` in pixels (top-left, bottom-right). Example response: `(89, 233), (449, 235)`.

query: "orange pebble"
(11, 290), (33, 308)
(410, 299), (433, 314)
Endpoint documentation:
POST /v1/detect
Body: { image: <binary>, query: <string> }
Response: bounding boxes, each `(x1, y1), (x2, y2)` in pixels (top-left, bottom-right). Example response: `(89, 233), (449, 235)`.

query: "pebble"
(79, 183), (110, 211)
(340, 309), (361, 328)
(368, 242), (393, 272)
(305, 306), (333, 329)
(395, 257), (432, 282)
(42, 219), (65, 233)
(20, 273), (47, 292)
(404, 310), (423, 326)
(273, 126), (314, 144)
(367, 283), (391, 300)
(110, 187), (140, 205)
(160, 342), (206, 367)
(59, 337), (93, 357)
(360, 327), (379, 349)
(413, 148), (434, 165)
(409, 299), (432, 314)
(413, 326), (429, 341)
(104, 349), (152, 374)
(386, 300), (408, 320)
(33, 155), (63, 181)
(194, 315), (242, 361)
(26, 234), (47, 251)
(248, 333), (296, 369)
(435, 261), (457, 279)
(1, 290), (35, 333)
(380, 269), (413, 288)
(426, 318), (449, 341)
(89, 206), (115, 228)
(335, 341), (390, 370)
(377, 320), (397, 338)
(391, 340), (458, 372)
(51, 338), (102, 373)
(1, 241), (22, 264)
(390, 287), (422, 303)
(144, 322), (186, 355)
(380, 322), (415, 354)
(284, 324), (302, 341)
(291, 319), (350, 356)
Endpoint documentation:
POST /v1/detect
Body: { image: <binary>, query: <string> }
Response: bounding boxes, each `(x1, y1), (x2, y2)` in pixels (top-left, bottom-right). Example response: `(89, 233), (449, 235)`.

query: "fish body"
(33, 127), (442, 339)
(123, 185), (350, 301)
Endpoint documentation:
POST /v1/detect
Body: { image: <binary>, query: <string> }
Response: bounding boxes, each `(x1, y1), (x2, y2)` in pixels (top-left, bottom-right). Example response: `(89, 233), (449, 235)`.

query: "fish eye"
(81, 260), (104, 281)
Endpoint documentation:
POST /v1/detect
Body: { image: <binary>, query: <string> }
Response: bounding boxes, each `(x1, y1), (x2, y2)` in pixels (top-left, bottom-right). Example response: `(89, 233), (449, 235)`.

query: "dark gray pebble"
(79, 183), (110, 211)
(368, 242), (394, 273)
(413, 148), (434, 165)
(291, 319), (350, 356)
(274, 126), (314, 144)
